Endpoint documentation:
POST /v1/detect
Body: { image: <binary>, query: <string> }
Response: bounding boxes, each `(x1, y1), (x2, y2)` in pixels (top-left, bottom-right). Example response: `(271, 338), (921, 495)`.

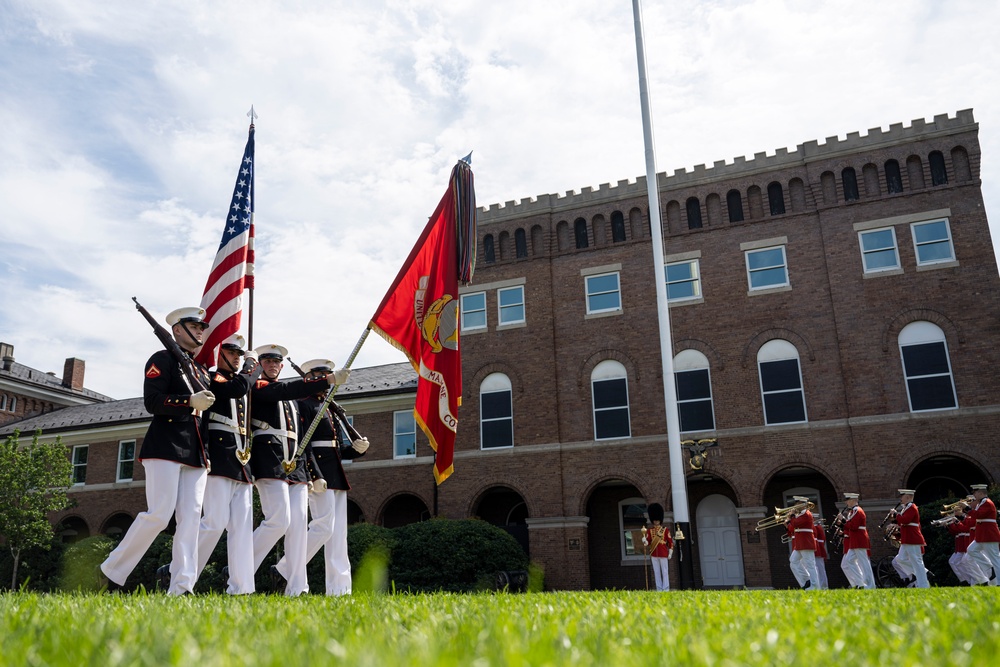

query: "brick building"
(4, 109), (999, 589)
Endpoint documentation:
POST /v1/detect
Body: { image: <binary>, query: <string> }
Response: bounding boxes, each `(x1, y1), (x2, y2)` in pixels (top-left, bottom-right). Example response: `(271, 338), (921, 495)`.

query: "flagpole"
(631, 0), (694, 590)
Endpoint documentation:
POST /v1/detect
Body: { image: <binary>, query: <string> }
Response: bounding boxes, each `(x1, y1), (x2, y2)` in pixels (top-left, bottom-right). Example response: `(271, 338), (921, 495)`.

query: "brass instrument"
(941, 496), (974, 514)
(781, 534), (792, 544)
(756, 501), (815, 531)
(931, 515), (961, 527)
(883, 523), (901, 548)
(827, 507), (849, 554)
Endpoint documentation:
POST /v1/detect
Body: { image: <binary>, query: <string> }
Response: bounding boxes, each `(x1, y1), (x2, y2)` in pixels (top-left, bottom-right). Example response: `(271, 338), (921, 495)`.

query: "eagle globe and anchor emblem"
(415, 276), (459, 353)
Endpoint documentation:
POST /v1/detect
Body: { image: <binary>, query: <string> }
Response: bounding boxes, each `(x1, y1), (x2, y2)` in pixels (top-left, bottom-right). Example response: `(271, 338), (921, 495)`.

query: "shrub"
(60, 535), (115, 592)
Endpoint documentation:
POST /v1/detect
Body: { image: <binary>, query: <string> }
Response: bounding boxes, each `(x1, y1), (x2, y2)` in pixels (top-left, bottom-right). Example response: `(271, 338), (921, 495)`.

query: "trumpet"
(931, 515), (961, 527)
(941, 496), (974, 514)
(756, 501), (815, 531)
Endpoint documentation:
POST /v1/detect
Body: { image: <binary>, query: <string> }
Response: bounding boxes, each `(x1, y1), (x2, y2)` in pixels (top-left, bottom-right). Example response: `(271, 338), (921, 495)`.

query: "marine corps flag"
(370, 158), (477, 484)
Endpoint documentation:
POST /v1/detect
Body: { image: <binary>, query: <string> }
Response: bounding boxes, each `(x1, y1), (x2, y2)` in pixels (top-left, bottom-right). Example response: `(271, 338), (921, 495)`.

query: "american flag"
(194, 124), (255, 368)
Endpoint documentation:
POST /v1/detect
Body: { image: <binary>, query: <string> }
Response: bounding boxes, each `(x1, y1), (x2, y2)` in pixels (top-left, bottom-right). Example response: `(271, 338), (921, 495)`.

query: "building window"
(911, 219), (955, 265)
(497, 286), (525, 325)
(393, 410), (417, 458)
(858, 227), (900, 273)
(885, 159), (903, 193)
(674, 350), (715, 432)
(72, 445), (89, 486)
(0, 394), (6, 411)
(515, 229), (528, 259)
(585, 272), (621, 315)
(483, 235), (495, 263)
(592, 360), (630, 440)
(843, 168), (860, 201)
(480, 373), (513, 449)
(745, 246), (789, 290)
(8, 397), (15, 412)
(929, 151), (948, 186)
(686, 197), (703, 229)
(665, 260), (701, 302)
(460, 292), (487, 331)
(611, 211), (626, 242)
(574, 218), (589, 249)
(620, 498), (648, 559)
(899, 322), (957, 412)
(767, 182), (785, 215)
(727, 190), (744, 223)
(757, 340), (807, 425)
(117, 440), (136, 482)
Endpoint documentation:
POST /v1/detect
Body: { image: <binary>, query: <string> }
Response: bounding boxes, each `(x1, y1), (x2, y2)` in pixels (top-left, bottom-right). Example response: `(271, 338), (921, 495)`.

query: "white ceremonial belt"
(816, 538), (825, 543)
(957, 532), (970, 537)
(794, 529), (813, 533)
(209, 412), (240, 428)
(905, 523), (920, 527)
(312, 440), (336, 448)
(254, 428), (297, 440)
(855, 526), (868, 530)
(976, 519), (998, 523)
(251, 418), (270, 429)
(208, 423), (246, 436)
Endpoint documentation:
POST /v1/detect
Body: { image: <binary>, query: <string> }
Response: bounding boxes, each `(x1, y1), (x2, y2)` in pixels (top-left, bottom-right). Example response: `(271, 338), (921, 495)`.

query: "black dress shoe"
(802, 580), (811, 590)
(269, 565), (285, 591)
(156, 564), (171, 590)
(222, 565), (230, 580)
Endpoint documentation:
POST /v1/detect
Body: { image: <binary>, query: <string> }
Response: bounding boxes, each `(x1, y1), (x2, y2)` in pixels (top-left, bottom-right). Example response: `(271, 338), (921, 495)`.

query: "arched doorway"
(906, 455), (990, 504)
(473, 486), (529, 555)
(57, 516), (91, 543)
(101, 512), (134, 538)
(347, 499), (365, 525)
(381, 494), (430, 528)
(696, 494), (744, 587)
(585, 480), (646, 590)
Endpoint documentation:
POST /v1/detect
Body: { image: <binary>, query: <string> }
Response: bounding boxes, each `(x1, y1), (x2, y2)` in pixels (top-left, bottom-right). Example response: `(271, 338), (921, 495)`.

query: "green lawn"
(1, 589), (996, 666)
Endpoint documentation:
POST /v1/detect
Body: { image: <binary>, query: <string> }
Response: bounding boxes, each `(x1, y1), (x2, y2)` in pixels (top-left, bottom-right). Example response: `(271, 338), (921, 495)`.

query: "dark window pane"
(482, 419), (513, 448)
(686, 198), (703, 229)
(596, 408), (630, 439)
(484, 235), (495, 263)
(593, 378), (627, 409)
(727, 190), (744, 223)
(929, 151), (948, 186)
(679, 400), (714, 432)
(764, 391), (806, 423)
(843, 168), (859, 201)
(767, 182), (785, 215)
(760, 360), (801, 392)
(575, 219), (589, 249)
(481, 390), (512, 420)
(515, 229), (528, 258)
(611, 211), (626, 242)
(676, 370), (710, 401)
(902, 342), (949, 376)
(908, 377), (957, 411)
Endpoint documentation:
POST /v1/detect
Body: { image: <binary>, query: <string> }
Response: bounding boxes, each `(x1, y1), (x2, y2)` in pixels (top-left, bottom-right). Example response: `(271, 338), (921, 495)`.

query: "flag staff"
(631, 0), (694, 589)
(246, 105), (258, 351)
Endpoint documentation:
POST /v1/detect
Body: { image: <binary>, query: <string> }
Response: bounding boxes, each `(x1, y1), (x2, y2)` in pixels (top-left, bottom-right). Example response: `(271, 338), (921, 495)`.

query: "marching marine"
(959, 483), (999, 585)
(839, 492), (876, 589)
(785, 496), (819, 590)
(891, 489), (930, 588)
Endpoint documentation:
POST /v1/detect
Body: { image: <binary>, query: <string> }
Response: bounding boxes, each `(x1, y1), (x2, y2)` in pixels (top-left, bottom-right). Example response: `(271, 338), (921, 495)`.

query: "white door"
(697, 494), (745, 587)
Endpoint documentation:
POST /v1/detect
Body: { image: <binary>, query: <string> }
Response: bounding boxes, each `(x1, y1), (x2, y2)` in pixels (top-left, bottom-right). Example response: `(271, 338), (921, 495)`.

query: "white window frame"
(585, 271), (622, 315)
(460, 291), (487, 332)
(480, 373), (513, 450)
(757, 340), (808, 425)
(619, 497), (649, 561)
(71, 445), (88, 486)
(899, 321), (958, 412)
(665, 259), (702, 303)
(858, 227), (901, 273)
(497, 285), (526, 326)
(7, 396), (15, 412)
(591, 360), (631, 440)
(0, 394), (6, 411)
(911, 218), (956, 266)
(745, 245), (789, 291)
(393, 410), (417, 459)
(116, 439), (136, 483)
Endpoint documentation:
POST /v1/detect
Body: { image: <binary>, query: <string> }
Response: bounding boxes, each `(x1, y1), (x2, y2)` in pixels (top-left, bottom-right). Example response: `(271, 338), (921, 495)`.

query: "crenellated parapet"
(479, 109), (977, 224)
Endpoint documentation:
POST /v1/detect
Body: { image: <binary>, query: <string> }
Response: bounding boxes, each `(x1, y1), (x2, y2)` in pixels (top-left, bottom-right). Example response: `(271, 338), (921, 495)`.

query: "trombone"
(931, 496), (974, 526)
(756, 500), (815, 531)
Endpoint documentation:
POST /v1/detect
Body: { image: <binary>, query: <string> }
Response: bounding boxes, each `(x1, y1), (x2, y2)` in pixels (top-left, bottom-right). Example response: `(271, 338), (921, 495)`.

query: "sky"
(2, 0), (999, 400)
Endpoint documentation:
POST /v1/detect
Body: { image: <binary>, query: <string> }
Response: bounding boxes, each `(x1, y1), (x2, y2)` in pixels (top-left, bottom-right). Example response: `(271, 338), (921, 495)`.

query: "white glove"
(351, 437), (370, 454)
(311, 478), (327, 494)
(641, 537), (648, 546)
(190, 390), (216, 411)
(668, 549), (674, 559)
(244, 350), (258, 364)
(328, 368), (351, 386)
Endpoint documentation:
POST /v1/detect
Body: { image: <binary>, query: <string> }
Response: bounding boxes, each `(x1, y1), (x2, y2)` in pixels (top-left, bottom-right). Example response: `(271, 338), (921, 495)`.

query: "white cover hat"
(221, 334), (247, 352)
(254, 344), (288, 360)
(300, 358), (336, 374)
(166, 307), (206, 326)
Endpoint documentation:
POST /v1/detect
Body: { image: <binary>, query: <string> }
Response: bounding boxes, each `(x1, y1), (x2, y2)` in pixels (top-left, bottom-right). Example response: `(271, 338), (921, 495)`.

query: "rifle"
(132, 297), (209, 393)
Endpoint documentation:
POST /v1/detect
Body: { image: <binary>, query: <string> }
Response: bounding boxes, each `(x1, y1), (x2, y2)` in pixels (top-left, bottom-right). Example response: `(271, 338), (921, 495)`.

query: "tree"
(0, 430), (73, 589)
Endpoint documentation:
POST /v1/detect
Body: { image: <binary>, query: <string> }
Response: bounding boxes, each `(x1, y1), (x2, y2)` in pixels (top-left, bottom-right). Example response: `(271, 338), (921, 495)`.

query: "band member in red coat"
(642, 503), (674, 591)
(891, 489), (930, 588)
(785, 496), (819, 589)
(946, 516), (981, 585)
(840, 492), (876, 589)
(813, 518), (829, 589)
(960, 484), (1000, 585)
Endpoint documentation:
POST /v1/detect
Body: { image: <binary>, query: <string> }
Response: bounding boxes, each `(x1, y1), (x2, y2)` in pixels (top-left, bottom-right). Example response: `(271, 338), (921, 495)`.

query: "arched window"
(0, 394), (6, 411)
(686, 197), (703, 229)
(726, 190), (744, 223)
(899, 322), (957, 411)
(7, 397), (15, 412)
(610, 211), (626, 242)
(767, 182), (785, 215)
(885, 159), (903, 193)
(929, 151), (948, 186)
(514, 229), (528, 259)
(674, 350), (715, 432)
(480, 373), (513, 449)
(574, 218), (589, 249)
(757, 340), (807, 425)
(483, 235), (496, 263)
(591, 360), (630, 440)
(842, 168), (859, 201)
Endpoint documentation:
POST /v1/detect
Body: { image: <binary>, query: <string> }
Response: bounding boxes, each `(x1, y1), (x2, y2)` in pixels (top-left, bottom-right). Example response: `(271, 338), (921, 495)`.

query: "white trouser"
(841, 549), (876, 589)
(101, 459), (207, 595)
(197, 476), (254, 594)
(789, 549), (819, 588)
(650, 556), (670, 591)
(958, 551), (987, 585)
(253, 479), (309, 596)
(278, 488), (352, 595)
(949, 551), (976, 584)
(893, 544), (929, 588)
(965, 540), (1000, 585)
(814, 557), (829, 590)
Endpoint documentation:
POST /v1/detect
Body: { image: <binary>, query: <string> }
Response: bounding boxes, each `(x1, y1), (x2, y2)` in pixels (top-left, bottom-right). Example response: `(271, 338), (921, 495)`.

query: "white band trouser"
(197, 476), (254, 594)
(650, 555), (670, 591)
(252, 478), (309, 596)
(276, 487), (353, 595)
(841, 548), (877, 589)
(789, 549), (819, 589)
(965, 540), (1000, 585)
(100, 459), (207, 595)
(814, 556), (829, 590)
(892, 544), (930, 588)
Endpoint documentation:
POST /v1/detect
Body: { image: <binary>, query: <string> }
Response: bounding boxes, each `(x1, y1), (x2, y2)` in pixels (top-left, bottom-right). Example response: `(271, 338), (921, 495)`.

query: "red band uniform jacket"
(139, 349), (212, 467)
(966, 497), (1000, 543)
(895, 503), (926, 546)
(843, 506), (871, 552)
(786, 511), (817, 551)
(648, 525), (673, 558)
(813, 523), (828, 559)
